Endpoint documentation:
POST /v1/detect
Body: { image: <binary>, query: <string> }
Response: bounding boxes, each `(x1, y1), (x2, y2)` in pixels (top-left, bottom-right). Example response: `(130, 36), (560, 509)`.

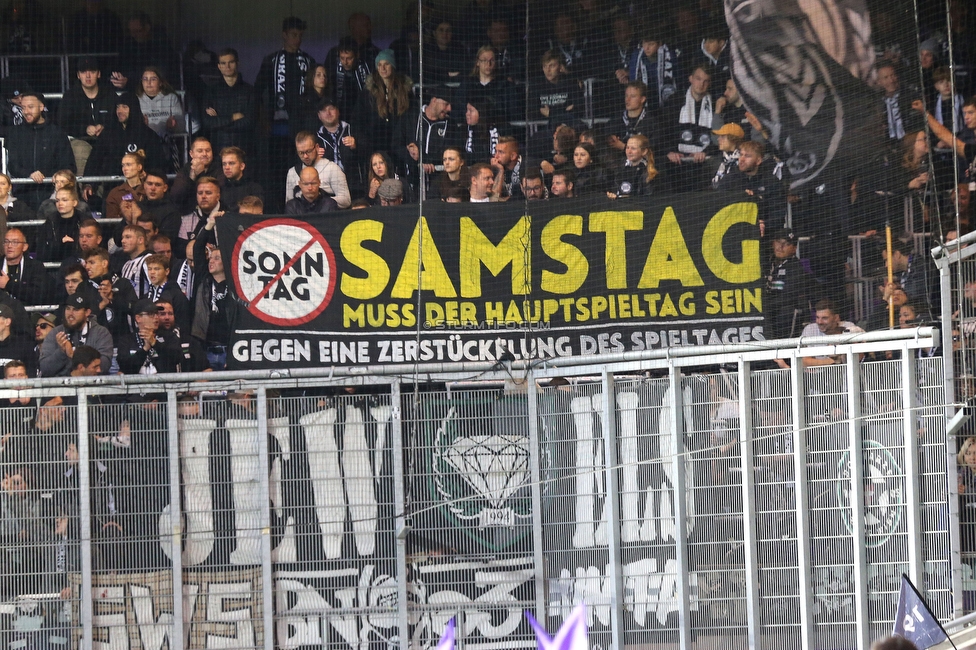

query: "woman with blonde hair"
(608, 135), (658, 198)
(104, 152), (147, 219)
(37, 170), (93, 223)
(0, 172), (36, 225)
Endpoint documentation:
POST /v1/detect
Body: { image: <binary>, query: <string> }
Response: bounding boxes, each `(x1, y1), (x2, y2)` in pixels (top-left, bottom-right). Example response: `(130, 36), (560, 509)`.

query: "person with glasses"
(285, 131), (351, 208)
(0, 229), (54, 306)
(32, 314), (55, 347)
(458, 46), (517, 124)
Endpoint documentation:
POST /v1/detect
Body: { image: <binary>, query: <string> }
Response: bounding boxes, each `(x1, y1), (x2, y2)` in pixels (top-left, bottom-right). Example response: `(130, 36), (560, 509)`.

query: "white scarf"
(678, 88), (713, 153)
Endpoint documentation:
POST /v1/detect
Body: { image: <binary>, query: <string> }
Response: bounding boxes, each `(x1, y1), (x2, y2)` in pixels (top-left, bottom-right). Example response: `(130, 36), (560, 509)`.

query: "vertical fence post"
(668, 365), (692, 650)
(939, 260), (964, 617)
(736, 361), (761, 645)
(526, 375), (547, 620)
(846, 355), (870, 647)
(390, 380), (411, 649)
(167, 390), (184, 650)
(901, 348), (924, 587)
(255, 387), (274, 650)
(77, 392), (94, 649)
(790, 358), (815, 648)
(600, 371), (626, 649)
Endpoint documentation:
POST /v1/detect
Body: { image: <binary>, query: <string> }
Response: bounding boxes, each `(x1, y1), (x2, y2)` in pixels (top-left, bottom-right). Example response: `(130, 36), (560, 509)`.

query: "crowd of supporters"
(0, 0), (971, 382)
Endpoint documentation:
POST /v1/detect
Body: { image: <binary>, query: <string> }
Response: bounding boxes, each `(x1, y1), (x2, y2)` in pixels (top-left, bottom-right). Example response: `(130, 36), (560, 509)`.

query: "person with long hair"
(902, 130), (931, 194)
(104, 153), (146, 220)
(463, 98), (500, 164)
(429, 147), (470, 201)
(608, 135), (657, 198)
(571, 142), (609, 196)
(301, 65), (333, 130)
(365, 151), (411, 204)
(458, 46), (517, 123)
(0, 173), (33, 226)
(355, 50), (413, 159)
(136, 66), (184, 138)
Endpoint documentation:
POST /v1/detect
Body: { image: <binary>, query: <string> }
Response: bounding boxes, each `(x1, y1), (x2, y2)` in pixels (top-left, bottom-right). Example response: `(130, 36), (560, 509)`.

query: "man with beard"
(394, 90), (458, 194)
(169, 138), (220, 213)
(178, 178), (223, 254)
(715, 141), (786, 229)
(155, 299), (209, 372)
(4, 93), (75, 209)
(219, 147), (264, 208)
(85, 93), (166, 177)
(284, 132), (350, 208)
(117, 225), (151, 299)
(39, 294), (113, 377)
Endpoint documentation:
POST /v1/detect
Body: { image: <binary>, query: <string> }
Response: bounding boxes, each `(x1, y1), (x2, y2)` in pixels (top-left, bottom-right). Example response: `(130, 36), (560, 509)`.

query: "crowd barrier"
(0, 328), (954, 650)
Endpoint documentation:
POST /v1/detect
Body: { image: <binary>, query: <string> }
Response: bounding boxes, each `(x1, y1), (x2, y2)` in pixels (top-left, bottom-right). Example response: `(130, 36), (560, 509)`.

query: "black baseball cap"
(770, 228), (796, 244)
(132, 299), (159, 315)
(65, 294), (90, 310)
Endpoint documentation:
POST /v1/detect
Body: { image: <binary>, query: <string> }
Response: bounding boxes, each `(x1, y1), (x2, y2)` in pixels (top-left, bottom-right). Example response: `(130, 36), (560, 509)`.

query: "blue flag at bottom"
(893, 574), (949, 649)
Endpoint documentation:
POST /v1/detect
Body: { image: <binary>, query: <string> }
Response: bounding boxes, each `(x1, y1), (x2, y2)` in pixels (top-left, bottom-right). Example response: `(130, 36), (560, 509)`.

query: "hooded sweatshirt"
(85, 92), (167, 176)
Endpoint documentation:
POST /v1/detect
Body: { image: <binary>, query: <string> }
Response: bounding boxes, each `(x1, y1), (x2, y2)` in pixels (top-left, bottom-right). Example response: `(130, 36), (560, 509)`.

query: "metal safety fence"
(0, 328), (954, 650)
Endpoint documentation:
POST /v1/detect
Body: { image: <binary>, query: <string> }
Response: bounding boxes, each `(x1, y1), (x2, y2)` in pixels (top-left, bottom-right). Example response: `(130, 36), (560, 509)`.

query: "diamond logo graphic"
(441, 434), (530, 509)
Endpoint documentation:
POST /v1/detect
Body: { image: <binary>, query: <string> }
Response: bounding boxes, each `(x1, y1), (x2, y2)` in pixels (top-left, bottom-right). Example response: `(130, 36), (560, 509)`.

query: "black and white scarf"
(211, 280), (228, 313)
(134, 331), (159, 374)
(504, 156), (523, 197)
(273, 50), (310, 118)
(175, 259), (194, 300)
(885, 94), (905, 140)
(465, 125), (500, 157)
(634, 45), (676, 107)
(712, 150), (740, 187)
(335, 59), (369, 101)
(317, 122), (352, 171)
(122, 253), (151, 299)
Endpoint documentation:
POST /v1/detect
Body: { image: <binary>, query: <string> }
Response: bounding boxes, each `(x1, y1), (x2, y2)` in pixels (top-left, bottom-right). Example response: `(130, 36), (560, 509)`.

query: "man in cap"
(39, 294), (113, 377)
(56, 57), (116, 174)
(710, 122), (744, 188)
(116, 299), (181, 376)
(765, 229), (821, 341)
(285, 167), (340, 214)
(0, 305), (36, 377)
(376, 179), (404, 206)
(394, 88), (458, 191)
(314, 98), (358, 179)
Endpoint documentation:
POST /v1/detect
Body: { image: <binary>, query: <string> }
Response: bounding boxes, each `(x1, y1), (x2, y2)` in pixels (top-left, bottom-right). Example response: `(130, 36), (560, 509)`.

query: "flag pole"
(886, 222), (895, 328)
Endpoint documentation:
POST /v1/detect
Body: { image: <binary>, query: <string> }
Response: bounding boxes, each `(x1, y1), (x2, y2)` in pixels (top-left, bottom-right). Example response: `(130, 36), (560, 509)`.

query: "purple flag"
(437, 618), (456, 650)
(525, 603), (589, 650)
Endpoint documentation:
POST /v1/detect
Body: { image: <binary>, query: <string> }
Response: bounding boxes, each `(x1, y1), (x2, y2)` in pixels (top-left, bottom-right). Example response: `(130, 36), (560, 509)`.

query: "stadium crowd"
(0, 0), (970, 377)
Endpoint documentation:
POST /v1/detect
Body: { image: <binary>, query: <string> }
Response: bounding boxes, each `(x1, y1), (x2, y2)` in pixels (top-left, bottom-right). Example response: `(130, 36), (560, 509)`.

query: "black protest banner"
(217, 195), (764, 369)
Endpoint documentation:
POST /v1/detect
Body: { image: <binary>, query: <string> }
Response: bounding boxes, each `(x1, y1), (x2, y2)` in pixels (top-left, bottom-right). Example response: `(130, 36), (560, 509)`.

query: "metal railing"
(0, 328), (952, 650)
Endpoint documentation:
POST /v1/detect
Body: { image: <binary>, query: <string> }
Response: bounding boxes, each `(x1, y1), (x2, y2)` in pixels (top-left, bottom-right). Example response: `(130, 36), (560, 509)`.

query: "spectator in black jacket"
(85, 93), (166, 178)
(3, 93), (75, 209)
(0, 173), (34, 226)
(144, 255), (190, 333)
(285, 168), (339, 214)
(202, 49), (257, 154)
(0, 305), (37, 377)
(37, 189), (86, 264)
(0, 228), (54, 306)
(84, 248), (134, 341)
(168, 138), (219, 213)
(219, 147), (264, 209)
(715, 141), (786, 229)
(56, 58), (116, 175)
(116, 298), (181, 377)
